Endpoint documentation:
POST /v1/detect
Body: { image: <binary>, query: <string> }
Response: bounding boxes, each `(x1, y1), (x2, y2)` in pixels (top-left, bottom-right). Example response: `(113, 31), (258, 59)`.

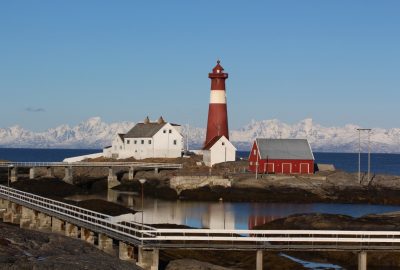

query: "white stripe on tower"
(209, 90), (226, 104)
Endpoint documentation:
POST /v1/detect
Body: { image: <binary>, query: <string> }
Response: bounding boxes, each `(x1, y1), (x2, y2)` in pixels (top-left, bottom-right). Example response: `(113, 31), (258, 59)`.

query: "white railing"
(0, 161), (183, 169)
(1, 185), (400, 249)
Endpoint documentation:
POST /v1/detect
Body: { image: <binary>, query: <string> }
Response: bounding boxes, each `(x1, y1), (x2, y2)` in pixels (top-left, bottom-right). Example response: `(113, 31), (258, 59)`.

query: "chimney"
(157, 116), (165, 124)
(144, 116), (150, 124)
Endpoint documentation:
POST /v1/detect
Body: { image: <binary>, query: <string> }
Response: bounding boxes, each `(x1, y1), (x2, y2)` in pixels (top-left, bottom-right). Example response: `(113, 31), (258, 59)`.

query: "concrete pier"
(98, 233), (114, 255)
(358, 251), (367, 270)
(108, 167), (121, 189)
(51, 217), (65, 234)
(63, 167), (73, 184)
(37, 213), (51, 231)
(119, 241), (135, 261)
(256, 250), (263, 270)
(154, 167), (159, 174)
(81, 227), (95, 244)
(10, 167), (18, 182)
(65, 222), (79, 238)
(4, 202), (21, 224)
(20, 206), (36, 229)
(29, 167), (36, 179)
(138, 247), (159, 270)
(46, 167), (54, 178)
(129, 167), (135, 180)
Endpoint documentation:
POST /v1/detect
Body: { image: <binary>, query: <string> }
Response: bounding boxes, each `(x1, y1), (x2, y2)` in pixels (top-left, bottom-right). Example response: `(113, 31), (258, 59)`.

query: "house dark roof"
(256, 139), (314, 160)
(124, 123), (167, 138)
(203, 135), (223, 150)
(118, 134), (125, 141)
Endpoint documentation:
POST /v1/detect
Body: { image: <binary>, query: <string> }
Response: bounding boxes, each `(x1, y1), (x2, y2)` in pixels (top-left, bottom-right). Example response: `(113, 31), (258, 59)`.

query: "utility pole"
(357, 128), (372, 183)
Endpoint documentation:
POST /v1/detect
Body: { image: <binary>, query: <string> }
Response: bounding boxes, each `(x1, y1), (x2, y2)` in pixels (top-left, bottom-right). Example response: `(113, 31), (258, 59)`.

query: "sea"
(1, 148), (399, 175)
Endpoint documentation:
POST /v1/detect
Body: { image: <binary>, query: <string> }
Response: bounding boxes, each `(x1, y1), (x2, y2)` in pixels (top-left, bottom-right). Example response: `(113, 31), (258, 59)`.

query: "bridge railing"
(0, 161), (183, 168)
(0, 185), (156, 240)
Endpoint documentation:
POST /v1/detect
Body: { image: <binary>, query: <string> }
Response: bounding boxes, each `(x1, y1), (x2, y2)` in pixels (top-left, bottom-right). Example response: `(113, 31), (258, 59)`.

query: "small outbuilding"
(203, 135), (236, 167)
(248, 138), (314, 174)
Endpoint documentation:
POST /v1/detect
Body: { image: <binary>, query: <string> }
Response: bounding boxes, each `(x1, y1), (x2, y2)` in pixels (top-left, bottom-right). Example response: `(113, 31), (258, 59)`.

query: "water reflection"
(65, 189), (400, 230)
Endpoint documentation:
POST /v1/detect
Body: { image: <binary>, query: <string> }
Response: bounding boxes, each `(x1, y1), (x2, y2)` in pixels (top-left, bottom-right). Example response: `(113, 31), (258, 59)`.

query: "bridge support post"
(6, 202), (21, 224)
(51, 217), (65, 234)
(29, 167), (36, 179)
(108, 167), (121, 189)
(154, 167), (159, 174)
(10, 167), (18, 182)
(358, 251), (367, 270)
(138, 247), (159, 270)
(119, 241), (135, 261)
(46, 167), (54, 178)
(98, 233), (114, 255)
(20, 206), (36, 229)
(37, 213), (51, 231)
(256, 250), (263, 270)
(129, 167), (135, 180)
(81, 228), (95, 244)
(63, 167), (73, 184)
(65, 222), (79, 238)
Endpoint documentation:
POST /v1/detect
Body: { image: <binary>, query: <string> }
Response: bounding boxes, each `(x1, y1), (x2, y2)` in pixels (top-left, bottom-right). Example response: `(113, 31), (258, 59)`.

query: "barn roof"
(124, 123), (166, 138)
(255, 139), (314, 160)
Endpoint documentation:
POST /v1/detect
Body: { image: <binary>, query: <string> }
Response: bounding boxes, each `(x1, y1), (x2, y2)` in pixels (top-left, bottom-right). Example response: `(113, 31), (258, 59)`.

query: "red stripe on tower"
(204, 60), (229, 148)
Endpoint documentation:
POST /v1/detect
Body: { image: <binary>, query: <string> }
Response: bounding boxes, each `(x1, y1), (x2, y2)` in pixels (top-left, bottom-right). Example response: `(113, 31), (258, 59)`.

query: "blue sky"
(0, 1), (399, 131)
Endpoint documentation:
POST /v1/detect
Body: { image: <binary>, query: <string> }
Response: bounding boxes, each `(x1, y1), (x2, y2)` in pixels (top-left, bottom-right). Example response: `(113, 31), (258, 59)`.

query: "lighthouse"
(204, 60), (230, 147)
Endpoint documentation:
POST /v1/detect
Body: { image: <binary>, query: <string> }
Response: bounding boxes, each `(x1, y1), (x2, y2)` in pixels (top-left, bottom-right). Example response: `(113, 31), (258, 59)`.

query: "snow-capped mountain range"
(1, 117), (399, 153)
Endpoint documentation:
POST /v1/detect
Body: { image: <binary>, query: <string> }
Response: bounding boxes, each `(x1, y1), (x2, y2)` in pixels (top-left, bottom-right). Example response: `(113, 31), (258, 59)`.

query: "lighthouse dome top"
(212, 60), (224, 74)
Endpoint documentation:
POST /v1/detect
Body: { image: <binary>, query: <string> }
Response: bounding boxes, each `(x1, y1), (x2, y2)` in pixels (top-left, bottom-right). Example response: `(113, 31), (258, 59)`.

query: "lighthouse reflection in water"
(87, 189), (400, 230)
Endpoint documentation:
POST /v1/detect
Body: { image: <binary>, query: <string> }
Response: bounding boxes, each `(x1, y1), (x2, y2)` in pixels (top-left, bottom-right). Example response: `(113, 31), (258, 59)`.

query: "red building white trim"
(248, 139), (315, 174)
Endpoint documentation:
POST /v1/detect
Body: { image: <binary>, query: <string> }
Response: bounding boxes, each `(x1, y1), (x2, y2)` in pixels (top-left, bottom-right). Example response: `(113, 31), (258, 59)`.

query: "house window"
(173, 140), (177, 145)
(163, 130), (166, 133)
(148, 140), (152, 144)
(141, 140), (144, 144)
(127, 140), (130, 144)
(169, 129), (172, 133)
(134, 140), (137, 144)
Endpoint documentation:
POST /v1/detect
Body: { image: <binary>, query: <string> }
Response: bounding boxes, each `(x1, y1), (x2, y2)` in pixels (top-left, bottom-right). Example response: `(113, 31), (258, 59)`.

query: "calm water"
(238, 151), (400, 175)
(67, 189), (400, 230)
(0, 148), (100, 162)
(1, 148), (400, 175)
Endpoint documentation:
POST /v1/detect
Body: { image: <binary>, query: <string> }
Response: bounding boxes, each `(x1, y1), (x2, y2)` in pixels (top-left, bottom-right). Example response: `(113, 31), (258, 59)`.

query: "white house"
(202, 135), (236, 167)
(103, 117), (184, 159)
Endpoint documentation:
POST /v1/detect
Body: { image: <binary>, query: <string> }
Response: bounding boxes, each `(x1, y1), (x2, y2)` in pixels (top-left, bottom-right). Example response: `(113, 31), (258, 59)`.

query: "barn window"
(127, 140), (130, 144)
(141, 140), (144, 144)
(253, 149), (256, 155)
(250, 162), (253, 165)
(134, 140), (137, 144)
(148, 140), (152, 144)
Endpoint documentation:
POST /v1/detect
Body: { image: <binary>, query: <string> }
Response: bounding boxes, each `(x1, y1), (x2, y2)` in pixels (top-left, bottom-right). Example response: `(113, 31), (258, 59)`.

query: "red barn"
(248, 139), (315, 174)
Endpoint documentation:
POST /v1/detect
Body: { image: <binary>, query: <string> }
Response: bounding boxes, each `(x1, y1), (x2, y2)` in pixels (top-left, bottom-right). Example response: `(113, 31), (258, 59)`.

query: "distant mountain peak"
(0, 118), (399, 153)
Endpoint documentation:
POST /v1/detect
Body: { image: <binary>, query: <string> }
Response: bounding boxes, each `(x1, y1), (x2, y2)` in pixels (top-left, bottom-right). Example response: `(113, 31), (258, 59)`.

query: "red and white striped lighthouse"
(204, 60), (229, 147)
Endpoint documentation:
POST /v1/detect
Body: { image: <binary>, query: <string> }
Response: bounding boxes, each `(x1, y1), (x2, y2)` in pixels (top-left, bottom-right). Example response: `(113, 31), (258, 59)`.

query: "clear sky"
(0, 1), (399, 131)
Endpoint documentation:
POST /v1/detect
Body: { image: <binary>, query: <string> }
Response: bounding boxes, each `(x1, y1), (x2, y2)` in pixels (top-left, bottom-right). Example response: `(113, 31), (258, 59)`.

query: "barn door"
(300, 163), (309, 174)
(264, 163), (274, 174)
(282, 163), (291, 174)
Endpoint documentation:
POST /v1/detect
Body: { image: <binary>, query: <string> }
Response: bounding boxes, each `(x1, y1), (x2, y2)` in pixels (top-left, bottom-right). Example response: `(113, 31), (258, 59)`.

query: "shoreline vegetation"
(1, 155), (400, 269)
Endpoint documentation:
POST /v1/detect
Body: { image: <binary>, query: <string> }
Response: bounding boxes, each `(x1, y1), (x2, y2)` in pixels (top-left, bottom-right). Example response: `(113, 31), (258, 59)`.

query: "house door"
(300, 163), (309, 174)
(282, 163), (291, 174)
